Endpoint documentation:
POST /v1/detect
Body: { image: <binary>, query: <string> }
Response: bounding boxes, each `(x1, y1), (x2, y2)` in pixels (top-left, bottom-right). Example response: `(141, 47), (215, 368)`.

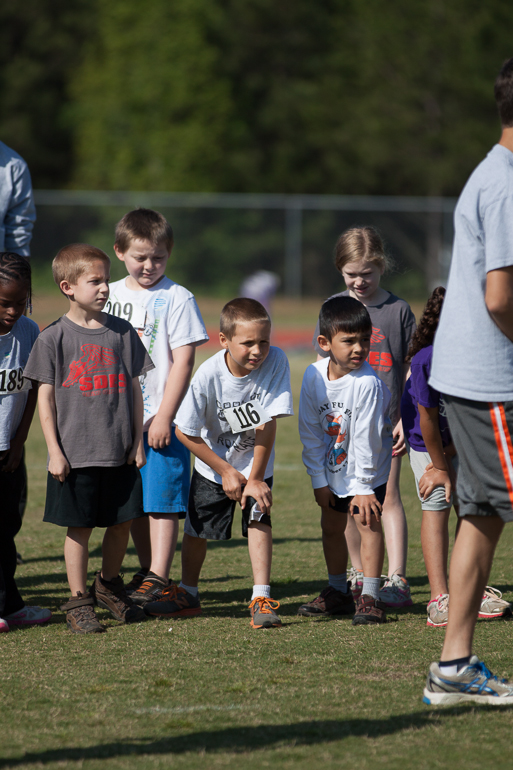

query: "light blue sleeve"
(4, 158), (36, 256)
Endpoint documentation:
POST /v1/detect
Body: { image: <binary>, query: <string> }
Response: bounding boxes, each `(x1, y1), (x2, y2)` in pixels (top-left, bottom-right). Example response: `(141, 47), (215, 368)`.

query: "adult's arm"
(485, 266), (513, 342)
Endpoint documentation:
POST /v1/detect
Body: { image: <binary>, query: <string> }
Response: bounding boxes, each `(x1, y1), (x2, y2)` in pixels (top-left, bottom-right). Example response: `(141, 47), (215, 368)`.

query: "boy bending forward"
(298, 296), (393, 625)
(145, 298), (293, 628)
(24, 244), (154, 633)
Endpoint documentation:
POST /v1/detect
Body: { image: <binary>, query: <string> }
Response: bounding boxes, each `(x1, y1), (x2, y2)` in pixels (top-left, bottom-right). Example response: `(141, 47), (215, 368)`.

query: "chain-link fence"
(32, 191), (456, 298)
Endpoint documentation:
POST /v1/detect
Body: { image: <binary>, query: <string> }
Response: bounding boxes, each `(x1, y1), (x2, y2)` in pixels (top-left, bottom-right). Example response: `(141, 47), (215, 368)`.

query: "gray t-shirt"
(313, 291), (416, 423)
(0, 315), (39, 452)
(175, 347), (294, 484)
(24, 314), (154, 468)
(431, 144), (513, 401)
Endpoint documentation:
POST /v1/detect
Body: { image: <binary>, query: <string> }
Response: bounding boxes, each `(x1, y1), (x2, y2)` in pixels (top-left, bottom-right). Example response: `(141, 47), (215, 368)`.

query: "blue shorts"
(139, 428), (190, 515)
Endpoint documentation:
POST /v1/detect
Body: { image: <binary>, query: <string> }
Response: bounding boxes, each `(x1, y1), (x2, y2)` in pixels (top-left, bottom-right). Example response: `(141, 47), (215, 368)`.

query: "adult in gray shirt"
(423, 59), (513, 706)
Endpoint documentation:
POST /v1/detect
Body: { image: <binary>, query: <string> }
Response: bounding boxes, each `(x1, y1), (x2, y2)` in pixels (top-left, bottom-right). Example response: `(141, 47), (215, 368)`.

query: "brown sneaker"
(60, 592), (105, 634)
(131, 573), (169, 606)
(352, 594), (387, 625)
(297, 585), (355, 617)
(91, 572), (147, 624)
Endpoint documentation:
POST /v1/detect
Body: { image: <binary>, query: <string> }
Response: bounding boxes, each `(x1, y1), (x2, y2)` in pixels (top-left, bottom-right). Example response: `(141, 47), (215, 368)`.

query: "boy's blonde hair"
(334, 226), (393, 274)
(220, 298), (270, 339)
(114, 208), (174, 254)
(52, 244), (110, 290)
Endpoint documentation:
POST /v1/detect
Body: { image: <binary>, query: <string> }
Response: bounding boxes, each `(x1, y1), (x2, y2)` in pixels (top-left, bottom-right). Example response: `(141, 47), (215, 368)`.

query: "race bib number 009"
(0, 367), (27, 394)
(224, 401), (272, 434)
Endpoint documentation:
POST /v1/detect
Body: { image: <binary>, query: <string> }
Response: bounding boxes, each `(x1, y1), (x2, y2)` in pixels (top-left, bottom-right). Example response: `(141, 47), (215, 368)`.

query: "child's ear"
(317, 335), (331, 353)
(113, 245), (125, 262)
(219, 332), (229, 350)
(60, 280), (74, 298)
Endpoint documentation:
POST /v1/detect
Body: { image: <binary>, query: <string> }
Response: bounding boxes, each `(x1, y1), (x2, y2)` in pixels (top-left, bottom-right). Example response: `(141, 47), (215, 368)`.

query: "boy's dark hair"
(115, 208), (174, 253)
(220, 297), (271, 339)
(0, 252), (32, 311)
(495, 58), (513, 127)
(406, 286), (445, 362)
(319, 296), (372, 341)
(52, 244), (110, 292)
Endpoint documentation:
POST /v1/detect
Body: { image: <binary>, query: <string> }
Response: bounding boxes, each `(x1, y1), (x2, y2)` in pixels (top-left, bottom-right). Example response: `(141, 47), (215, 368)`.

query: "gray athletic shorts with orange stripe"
(444, 394), (513, 522)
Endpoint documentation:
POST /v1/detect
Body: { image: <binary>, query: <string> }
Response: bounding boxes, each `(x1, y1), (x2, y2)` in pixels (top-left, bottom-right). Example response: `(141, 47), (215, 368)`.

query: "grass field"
(2, 294), (513, 769)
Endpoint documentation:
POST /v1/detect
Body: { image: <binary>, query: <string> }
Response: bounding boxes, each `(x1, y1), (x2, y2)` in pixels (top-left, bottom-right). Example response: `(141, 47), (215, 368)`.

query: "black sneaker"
(125, 568), (150, 597)
(131, 573), (169, 606)
(298, 586), (355, 617)
(91, 572), (146, 624)
(144, 584), (201, 618)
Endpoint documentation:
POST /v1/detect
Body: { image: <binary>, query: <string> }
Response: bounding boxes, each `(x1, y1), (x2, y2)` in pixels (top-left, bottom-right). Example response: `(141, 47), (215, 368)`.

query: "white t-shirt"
(0, 315), (39, 451)
(299, 359), (392, 497)
(175, 347), (294, 484)
(107, 276), (208, 429)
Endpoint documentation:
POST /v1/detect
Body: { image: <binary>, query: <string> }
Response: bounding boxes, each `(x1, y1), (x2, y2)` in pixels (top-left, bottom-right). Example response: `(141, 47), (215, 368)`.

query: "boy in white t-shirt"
(298, 296), (393, 625)
(108, 209), (208, 604)
(144, 298), (293, 628)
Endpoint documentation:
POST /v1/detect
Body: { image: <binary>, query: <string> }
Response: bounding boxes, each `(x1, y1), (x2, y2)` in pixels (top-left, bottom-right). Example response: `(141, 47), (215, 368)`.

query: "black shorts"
(44, 463), (146, 528)
(184, 469), (273, 540)
(444, 395), (513, 522)
(329, 483), (387, 515)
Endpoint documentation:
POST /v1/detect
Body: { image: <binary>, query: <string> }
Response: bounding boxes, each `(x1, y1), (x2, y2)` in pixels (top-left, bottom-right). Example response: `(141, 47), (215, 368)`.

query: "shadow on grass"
(0, 709), (486, 767)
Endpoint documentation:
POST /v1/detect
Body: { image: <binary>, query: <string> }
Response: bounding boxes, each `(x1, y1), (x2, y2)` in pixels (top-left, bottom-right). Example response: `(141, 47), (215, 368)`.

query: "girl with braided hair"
(0, 252), (51, 630)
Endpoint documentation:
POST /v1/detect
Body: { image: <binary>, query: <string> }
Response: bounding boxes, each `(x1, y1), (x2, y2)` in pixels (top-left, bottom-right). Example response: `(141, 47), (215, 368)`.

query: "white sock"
(362, 577), (380, 601)
(328, 572), (348, 593)
(252, 584), (271, 600)
(179, 582), (199, 597)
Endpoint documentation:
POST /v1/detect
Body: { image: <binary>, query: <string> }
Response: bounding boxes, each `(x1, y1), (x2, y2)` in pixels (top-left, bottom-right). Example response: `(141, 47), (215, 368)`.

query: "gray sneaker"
(478, 586), (512, 620)
(426, 593), (449, 627)
(423, 656), (513, 706)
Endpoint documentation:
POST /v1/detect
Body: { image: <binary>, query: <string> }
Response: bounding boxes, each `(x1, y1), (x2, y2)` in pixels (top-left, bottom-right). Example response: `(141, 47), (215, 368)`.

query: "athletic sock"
(439, 656), (471, 675)
(179, 582), (199, 597)
(328, 572), (348, 593)
(362, 577), (381, 601)
(252, 584), (271, 600)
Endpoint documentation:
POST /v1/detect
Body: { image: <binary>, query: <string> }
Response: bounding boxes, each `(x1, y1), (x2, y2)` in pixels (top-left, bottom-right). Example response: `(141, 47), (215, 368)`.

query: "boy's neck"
(327, 359), (349, 381)
(66, 304), (105, 329)
(348, 286), (389, 307)
(124, 274), (165, 292)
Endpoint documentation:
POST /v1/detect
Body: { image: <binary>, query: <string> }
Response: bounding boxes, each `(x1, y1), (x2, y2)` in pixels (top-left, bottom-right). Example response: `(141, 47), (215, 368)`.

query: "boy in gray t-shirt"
(24, 244), (154, 635)
(145, 298), (293, 629)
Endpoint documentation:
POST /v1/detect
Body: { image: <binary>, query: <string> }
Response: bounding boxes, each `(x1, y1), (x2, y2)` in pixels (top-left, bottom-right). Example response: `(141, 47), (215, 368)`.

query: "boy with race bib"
(144, 298), (293, 629)
(108, 209), (208, 604)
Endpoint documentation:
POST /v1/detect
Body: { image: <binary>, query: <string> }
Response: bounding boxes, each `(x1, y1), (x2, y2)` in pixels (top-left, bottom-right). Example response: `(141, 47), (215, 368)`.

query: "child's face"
(341, 259), (383, 303)
(220, 320), (271, 377)
(114, 238), (170, 289)
(0, 280), (28, 335)
(318, 329), (371, 379)
(62, 261), (110, 313)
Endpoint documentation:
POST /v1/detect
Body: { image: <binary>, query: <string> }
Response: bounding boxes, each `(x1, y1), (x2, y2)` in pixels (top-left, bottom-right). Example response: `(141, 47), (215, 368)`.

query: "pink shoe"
(4, 606), (52, 626)
(0, 618), (9, 633)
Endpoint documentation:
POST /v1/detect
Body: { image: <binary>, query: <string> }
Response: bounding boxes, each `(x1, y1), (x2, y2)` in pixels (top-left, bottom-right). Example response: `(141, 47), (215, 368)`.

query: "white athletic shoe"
(478, 587), (512, 620)
(379, 573), (413, 607)
(4, 606), (52, 626)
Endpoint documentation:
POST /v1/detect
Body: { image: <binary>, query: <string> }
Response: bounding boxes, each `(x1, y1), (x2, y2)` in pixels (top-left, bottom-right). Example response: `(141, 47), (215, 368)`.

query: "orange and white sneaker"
(249, 597), (282, 629)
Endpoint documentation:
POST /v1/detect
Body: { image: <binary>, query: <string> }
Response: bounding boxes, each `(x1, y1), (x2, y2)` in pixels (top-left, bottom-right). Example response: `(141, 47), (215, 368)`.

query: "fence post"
(284, 204), (302, 297)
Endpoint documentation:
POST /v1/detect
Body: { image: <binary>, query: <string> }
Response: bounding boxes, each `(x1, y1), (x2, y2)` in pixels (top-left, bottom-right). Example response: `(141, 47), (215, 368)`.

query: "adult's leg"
(441, 515), (504, 661)
(181, 532), (208, 587)
(247, 522), (272, 585)
(64, 527), (93, 595)
(381, 455), (408, 577)
(421, 508), (451, 600)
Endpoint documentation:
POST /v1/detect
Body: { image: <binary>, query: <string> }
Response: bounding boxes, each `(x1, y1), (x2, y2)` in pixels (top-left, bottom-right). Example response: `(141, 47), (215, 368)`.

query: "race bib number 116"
(224, 401), (272, 434)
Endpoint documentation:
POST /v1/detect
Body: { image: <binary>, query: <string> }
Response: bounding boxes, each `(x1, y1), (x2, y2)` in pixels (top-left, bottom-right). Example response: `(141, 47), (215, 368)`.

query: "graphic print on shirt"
(323, 412), (349, 469)
(368, 326), (392, 373)
(62, 344), (126, 396)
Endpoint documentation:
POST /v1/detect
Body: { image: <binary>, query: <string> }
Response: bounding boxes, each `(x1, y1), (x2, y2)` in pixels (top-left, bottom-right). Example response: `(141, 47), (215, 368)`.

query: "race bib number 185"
(224, 401), (272, 434)
(0, 367), (27, 394)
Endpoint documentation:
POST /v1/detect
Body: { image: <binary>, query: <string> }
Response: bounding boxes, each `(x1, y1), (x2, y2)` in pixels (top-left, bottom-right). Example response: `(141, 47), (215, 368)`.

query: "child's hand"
(350, 494), (382, 526)
(314, 486), (336, 510)
(48, 452), (70, 483)
(221, 467), (247, 502)
(241, 479), (273, 514)
(419, 465), (452, 503)
(129, 439), (146, 469)
(147, 414), (172, 449)
(392, 420), (406, 457)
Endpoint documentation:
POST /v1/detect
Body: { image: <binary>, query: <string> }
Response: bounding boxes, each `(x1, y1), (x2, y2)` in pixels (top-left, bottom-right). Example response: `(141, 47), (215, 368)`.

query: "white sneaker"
(347, 567), (364, 599)
(379, 573), (413, 607)
(4, 606), (52, 626)
(0, 617), (9, 633)
(478, 587), (512, 619)
(426, 593), (449, 627)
